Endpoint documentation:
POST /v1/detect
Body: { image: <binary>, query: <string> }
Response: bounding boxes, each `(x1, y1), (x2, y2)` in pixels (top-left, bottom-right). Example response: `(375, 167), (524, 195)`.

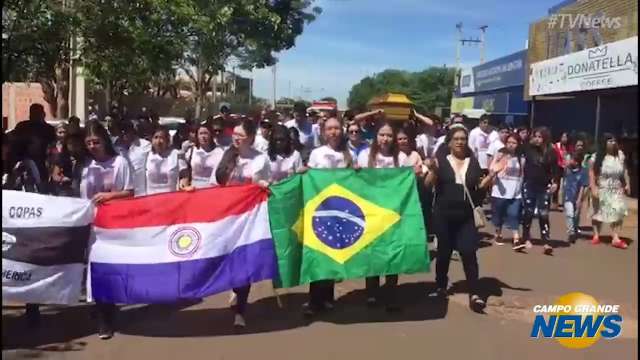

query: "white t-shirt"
(80, 155), (134, 200)
(269, 150), (304, 183)
(285, 119), (314, 149)
(486, 139), (505, 160)
(416, 133), (437, 159)
(433, 136), (446, 155)
(209, 148), (271, 186)
(117, 138), (152, 196)
(308, 145), (351, 169)
(357, 148), (409, 168)
(145, 149), (188, 195)
(469, 127), (498, 169)
(253, 134), (269, 153)
(187, 147), (225, 189)
(491, 154), (524, 199)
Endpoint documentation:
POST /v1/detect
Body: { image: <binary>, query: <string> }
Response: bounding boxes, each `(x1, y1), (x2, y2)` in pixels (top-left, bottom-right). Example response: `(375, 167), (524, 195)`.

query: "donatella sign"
(529, 36), (638, 96)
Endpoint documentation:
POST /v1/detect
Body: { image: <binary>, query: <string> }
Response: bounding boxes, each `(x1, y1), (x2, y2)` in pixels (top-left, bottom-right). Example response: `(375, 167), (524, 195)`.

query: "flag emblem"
(2, 232), (16, 252)
(168, 226), (201, 258)
(303, 183), (400, 264)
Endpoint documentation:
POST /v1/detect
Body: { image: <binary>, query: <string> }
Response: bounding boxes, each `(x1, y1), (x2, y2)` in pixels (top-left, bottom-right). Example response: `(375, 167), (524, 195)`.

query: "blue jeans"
(564, 201), (581, 236)
(491, 197), (521, 231)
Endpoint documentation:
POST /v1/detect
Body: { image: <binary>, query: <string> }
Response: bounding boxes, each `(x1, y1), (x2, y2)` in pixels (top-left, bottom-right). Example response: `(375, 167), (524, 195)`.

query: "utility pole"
(455, 22), (463, 72)
(248, 75), (253, 106)
(272, 63), (277, 108)
(479, 25), (488, 64)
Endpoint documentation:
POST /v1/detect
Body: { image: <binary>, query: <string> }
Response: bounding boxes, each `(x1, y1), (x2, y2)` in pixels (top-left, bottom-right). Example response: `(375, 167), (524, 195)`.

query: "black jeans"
(522, 185), (551, 245)
(233, 285), (250, 315)
(96, 302), (117, 330)
(365, 275), (398, 304)
(433, 214), (479, 295)
(308, 280), (335, 308)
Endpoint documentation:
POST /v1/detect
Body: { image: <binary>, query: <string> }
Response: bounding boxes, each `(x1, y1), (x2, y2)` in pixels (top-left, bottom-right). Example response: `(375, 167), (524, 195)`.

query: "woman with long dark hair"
(209, 118), (270, 328)
(144, 126), (190, 195)
(589, 133), (630, 249)
(489, 133), (524, 249)
(184, 123), (224, 189)
(267, 124), (304, 183)
(521, 127), (560, 255)
(424, 125), (497, 312)
(288, 126), (310, 165)
(304, 117), (353, 317)
(80, 121), (134, 340)
(357, 120), (409, 311)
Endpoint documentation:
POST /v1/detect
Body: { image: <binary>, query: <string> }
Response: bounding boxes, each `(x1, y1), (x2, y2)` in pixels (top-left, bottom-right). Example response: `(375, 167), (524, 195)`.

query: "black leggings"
(433, 215), (479, 295)
(308, 280), (334, 308)
(365, 275), (398, 304)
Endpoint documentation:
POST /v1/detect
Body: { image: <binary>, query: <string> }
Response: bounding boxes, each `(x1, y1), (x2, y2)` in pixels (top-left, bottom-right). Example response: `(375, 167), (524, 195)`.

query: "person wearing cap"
(285, 101), (314, 150)
(254, 118), (272, 153)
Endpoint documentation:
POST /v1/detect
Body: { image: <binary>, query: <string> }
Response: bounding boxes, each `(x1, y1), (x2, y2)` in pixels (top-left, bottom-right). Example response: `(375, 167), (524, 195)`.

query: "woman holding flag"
(80, 121), (134, 339)
(356, 120), (410, 311)
(267, 124), (305, 184)
(304, 116), (353, 316)
(143, 126), (190, 195)
(183, 123), (224, 190)
(211, 118), (271, 328)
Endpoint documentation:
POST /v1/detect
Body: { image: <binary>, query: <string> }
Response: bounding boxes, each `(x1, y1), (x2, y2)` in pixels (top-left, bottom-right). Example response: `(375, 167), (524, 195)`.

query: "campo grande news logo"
(530, 292), (623, 349)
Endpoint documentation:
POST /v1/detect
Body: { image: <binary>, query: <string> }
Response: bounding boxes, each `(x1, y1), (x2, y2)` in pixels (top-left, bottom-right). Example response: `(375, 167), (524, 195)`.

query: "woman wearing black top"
(520, 127), (559, 255)
(424, 125), (498, 312)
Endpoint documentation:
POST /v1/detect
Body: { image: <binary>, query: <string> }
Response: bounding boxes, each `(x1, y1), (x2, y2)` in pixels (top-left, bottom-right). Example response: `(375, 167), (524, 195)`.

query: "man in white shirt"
(468, 115), (498, 174)
(114, 120), (152, 196)
(486, 122), (511, 166)
(285, 102), (314, 150)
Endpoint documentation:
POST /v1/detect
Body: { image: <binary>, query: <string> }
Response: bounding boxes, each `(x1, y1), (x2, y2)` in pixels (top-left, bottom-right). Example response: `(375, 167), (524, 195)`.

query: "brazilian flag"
(268, 168), (430, 288)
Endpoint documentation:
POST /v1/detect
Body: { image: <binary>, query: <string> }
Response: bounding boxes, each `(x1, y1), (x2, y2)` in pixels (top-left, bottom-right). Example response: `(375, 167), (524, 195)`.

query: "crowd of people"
(2, 101), (633, 339)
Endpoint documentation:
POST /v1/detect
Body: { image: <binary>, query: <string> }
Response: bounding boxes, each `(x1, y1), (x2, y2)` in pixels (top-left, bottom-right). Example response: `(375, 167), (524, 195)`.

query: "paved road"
(3, 200), (637, 360)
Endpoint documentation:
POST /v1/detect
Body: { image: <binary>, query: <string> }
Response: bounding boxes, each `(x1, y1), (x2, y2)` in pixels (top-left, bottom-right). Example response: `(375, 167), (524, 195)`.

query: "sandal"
(612, 239), (628, 250)
(512, 240), (526, 252)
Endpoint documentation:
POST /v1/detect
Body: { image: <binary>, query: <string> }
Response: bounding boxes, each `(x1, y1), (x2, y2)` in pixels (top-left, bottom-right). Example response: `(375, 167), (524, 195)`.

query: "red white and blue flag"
(88, 185), (277, 304)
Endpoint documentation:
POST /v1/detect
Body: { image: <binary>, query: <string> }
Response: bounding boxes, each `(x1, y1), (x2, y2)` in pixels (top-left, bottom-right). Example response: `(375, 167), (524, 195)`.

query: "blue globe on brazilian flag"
(268, 168), (430, 288)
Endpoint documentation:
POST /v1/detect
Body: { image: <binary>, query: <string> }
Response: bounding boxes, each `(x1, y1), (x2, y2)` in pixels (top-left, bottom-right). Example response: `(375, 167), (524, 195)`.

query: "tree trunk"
(40, 79), (58, 118)
(104, 81), (111, 118)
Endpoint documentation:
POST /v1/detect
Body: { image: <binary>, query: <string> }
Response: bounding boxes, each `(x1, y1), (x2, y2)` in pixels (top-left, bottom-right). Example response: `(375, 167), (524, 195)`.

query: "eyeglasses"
(212, 128), (223, 133)
(348, 130), (360, 134)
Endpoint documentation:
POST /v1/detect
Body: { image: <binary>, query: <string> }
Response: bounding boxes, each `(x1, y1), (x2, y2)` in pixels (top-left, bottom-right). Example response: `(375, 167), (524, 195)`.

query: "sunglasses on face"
(212, 128), (223, 133)
(348, 130), (360, 134)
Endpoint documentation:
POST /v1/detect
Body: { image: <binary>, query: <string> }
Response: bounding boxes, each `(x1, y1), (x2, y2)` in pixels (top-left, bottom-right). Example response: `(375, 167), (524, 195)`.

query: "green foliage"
(347, 67), (456, 113)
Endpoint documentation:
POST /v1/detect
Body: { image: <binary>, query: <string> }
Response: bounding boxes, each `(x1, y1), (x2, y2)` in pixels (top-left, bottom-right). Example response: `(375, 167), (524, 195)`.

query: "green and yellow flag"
(268, 168), (430, 288)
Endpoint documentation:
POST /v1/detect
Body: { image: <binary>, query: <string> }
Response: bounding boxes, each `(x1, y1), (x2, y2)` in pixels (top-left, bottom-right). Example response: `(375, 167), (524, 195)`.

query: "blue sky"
(241, 0), (562, 108)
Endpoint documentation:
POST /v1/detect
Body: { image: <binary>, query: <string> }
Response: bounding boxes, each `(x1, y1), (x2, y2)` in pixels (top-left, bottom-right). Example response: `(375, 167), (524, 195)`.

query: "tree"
(347, 67), (456, 113)
(180, 0), (322, 119)
(2, 0), (78, 117)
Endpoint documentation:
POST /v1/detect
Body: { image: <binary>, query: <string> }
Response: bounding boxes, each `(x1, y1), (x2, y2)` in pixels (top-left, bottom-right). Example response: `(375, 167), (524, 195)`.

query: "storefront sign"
(450, 97), (474, 113)
(530, 36), (638, 96)
(459, 67), (475, 94)
(473, 50), (527, 92)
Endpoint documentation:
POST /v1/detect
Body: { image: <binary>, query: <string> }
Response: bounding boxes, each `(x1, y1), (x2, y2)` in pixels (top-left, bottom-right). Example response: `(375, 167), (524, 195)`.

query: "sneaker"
(233, 314), (246, 328)
(469, 295), (486, 313)
(591, 235), (601, 245)
(228, 292), (237, 306)
(493, 236), (504, 246)
(97, 322), (114, 340)
(543, 245), (553, 255)
(323, 301), (335, 310)
(428, 287), (448, 298)
(302, 302), (316, 317)
(512, 241), (526, 252)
